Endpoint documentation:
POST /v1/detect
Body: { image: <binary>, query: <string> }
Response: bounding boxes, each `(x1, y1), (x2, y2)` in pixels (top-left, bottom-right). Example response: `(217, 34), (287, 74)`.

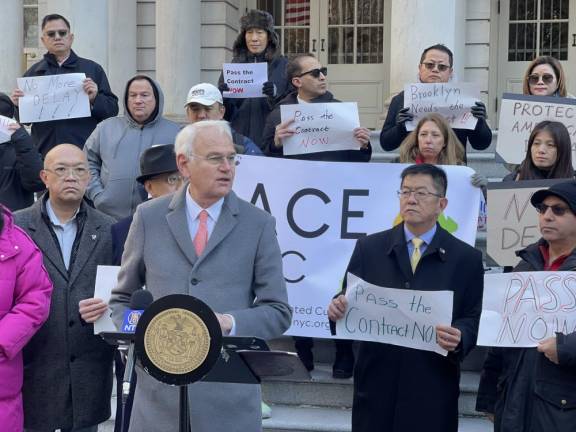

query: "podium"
(123, 294), (309, 432)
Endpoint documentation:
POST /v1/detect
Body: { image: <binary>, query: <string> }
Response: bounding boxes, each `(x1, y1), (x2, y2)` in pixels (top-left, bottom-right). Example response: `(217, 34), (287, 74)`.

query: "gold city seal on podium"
(144, 308), (211, 375)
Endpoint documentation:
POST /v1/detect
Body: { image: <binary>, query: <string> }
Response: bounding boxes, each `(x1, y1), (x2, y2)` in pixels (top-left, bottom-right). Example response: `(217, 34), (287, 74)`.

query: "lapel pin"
(439, 248), (445, 255)
(91, 234), (97, 241)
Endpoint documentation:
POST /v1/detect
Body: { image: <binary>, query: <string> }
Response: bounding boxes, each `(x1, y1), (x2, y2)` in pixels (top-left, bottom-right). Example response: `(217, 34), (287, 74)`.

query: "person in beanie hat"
(477, 180), (576, 432)
(0, 92), (44, 211)
(218, 9), (290, 150)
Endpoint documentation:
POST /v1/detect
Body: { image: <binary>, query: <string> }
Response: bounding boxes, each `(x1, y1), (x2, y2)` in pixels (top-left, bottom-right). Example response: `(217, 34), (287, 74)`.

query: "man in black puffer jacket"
(477, 180), (576, 432)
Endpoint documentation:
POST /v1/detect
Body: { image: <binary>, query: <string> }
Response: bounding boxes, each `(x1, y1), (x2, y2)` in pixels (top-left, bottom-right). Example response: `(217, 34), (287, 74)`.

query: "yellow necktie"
(410, 238), (424, 273)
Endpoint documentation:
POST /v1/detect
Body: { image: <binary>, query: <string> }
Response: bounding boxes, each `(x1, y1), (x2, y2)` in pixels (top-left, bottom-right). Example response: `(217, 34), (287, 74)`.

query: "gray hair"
(174, 120), (233, 157)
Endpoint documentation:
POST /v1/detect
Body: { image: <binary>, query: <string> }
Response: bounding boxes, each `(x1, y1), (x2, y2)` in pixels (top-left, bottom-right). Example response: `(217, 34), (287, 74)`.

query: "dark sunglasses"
(297, 67), (328, 78)
(421, 62), (450, 72)
(535, 203), (572, 216)
(45, 30), (69, 38)
(528, 73), (555, 85)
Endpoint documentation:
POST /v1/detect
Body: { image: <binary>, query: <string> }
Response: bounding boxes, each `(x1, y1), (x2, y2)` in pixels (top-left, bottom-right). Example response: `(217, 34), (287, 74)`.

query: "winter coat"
(262, 91), (372, 162)
(379, 91), (492, 161)
(219, 53), (290, 149)
(0, 207), (52, 432)
(84, 77), (181, 221)
(336, 223), (484, 432)
(21, 50), (119, 157)
(476, 240), (576, 432)
(0, 127), (44, 211)
(14, 198), (116, 430)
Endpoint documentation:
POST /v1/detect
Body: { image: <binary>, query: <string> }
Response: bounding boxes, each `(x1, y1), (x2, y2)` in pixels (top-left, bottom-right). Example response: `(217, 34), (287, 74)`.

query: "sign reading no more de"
(17, 73), (91, 123)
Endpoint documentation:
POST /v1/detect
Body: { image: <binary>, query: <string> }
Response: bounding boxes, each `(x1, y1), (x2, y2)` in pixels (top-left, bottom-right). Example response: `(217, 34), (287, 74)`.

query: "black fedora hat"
(137, 144), (178, 184)
(531, 180), (576, 214)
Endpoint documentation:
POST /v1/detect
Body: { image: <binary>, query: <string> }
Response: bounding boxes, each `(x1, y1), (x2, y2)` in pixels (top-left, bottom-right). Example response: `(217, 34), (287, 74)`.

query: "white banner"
(478, 272), (576, 347)
(404, 82), (480, 131)
(337, 273), (453, 355)
(234, 157), (481, 337)
(17, 73), (90, 123)
(222, 62), (267, 98)
(496, 93), (576, 167)
(0, 115), (17, 144)
(280, 102), (360, 155)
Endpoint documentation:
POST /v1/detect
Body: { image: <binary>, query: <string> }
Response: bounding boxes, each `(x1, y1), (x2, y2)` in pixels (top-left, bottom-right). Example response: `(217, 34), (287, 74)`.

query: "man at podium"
(109, 120), (292, 431)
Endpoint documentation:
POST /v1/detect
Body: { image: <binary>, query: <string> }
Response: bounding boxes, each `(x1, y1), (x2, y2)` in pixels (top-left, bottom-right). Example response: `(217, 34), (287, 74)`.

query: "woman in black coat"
(218, 10), (290, 150)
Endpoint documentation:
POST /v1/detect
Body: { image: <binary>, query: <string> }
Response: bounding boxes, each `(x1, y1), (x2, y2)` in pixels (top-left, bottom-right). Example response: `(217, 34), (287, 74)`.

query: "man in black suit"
(328, 164), (484, 432)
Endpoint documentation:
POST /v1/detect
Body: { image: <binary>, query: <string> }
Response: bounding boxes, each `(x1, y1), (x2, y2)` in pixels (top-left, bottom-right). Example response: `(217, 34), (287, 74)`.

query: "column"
(45, 0), (109, 70)
(108, 0), (137, 98)
(156, 0), (201, 118)
(0, 0), (23, 93)
(389, 0), (466, 93)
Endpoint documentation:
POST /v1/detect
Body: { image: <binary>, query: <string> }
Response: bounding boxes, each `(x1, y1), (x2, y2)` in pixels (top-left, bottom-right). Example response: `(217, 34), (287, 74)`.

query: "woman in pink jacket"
(0, 205), (53, 431)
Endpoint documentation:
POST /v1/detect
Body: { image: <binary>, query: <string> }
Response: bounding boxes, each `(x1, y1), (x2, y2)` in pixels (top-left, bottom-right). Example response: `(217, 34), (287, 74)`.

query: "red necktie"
(193, 210), (208, 256)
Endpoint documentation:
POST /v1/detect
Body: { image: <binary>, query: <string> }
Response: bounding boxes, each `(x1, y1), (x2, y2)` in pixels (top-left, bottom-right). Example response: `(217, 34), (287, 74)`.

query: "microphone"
(122, 289), (153, 404)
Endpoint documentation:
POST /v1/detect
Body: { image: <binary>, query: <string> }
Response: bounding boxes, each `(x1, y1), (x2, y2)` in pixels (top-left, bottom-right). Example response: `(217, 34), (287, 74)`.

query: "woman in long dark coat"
(218, 9), (290, 150)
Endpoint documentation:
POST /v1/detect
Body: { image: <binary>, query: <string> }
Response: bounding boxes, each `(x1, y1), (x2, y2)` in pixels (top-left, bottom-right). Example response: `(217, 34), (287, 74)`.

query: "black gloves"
(395, 107), (414, 128)
(218, 82), (230, 93)
(471, 101), (487, 120)
(262, 81), (277, 98)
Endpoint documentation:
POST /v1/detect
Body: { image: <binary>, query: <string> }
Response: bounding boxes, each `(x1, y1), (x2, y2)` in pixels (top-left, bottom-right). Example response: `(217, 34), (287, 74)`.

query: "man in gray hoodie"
(84, 75), (181, 220)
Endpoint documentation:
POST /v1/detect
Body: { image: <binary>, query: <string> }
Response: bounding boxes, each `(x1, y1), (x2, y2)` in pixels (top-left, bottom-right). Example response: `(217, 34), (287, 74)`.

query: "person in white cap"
(185, 83), (262, 156)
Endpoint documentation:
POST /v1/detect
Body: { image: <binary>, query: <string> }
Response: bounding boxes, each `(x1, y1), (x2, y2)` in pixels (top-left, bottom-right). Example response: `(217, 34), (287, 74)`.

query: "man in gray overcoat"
(15, 144), (115, 432)
(109, 120), (292, 432)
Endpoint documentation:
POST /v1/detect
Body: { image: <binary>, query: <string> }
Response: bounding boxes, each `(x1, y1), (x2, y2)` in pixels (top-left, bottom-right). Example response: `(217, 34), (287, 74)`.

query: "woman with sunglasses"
(504, 121), (575, 182)
(217, 10), (290, 151)
(522, 56), (572, 98)
(0, 204), (53, 432)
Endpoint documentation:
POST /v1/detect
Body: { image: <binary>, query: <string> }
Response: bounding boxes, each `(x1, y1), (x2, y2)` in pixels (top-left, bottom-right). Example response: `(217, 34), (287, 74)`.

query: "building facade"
(2, 0), (575, 128)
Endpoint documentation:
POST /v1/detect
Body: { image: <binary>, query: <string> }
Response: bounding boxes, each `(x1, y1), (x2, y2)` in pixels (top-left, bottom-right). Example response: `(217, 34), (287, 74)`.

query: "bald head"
(41, 144), (90, 207)
(44, 143), (87, 169)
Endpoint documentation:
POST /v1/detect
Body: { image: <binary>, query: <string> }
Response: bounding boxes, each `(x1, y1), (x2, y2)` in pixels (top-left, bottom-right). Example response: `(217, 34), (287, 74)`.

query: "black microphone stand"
(179, 385), (191, 432)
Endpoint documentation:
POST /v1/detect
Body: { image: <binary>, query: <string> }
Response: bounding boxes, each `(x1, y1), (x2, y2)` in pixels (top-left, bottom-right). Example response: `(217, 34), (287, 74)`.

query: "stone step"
(262, 363), (484, 417)
(268, 337), (488, 372)
(262, 405), (492, 432)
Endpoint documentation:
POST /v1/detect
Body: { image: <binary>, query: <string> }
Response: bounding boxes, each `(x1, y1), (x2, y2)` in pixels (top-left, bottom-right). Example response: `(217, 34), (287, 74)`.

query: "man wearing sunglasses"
(477, 180), (576, 432)
(11, 14), (118, 158)
(379, 44), (492, 162)
(262, 53), (372, 162)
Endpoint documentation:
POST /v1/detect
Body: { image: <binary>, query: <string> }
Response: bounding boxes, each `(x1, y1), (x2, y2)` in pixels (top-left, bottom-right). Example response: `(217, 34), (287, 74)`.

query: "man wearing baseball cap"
(185, 83), (262, 155)
(477, 180), (576, 431)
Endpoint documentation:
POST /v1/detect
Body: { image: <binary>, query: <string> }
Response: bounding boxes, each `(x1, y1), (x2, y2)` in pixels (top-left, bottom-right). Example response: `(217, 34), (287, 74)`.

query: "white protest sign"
(337, 273), (453, 355)
(280, 102), (360, 155)
(234, 156), (481, 337)
(17, 73), (90, 123)
(496, 93), (576, 167)
(0, 115), (17, 144)
(222, 62), (267, 98)
(478, 272), (576, 347)
(404, 82), (480, 131)
(486, 179), (563, 267)
(93, 265), (120, 334)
